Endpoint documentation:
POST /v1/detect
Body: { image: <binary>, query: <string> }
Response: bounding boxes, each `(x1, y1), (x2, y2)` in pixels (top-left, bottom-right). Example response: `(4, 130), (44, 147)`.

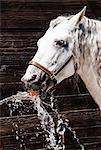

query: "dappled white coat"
(22, 7), (101, 109)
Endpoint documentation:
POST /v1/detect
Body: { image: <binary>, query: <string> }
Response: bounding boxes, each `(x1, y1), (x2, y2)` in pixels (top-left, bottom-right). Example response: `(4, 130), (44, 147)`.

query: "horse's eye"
(56, 40), (65, 47)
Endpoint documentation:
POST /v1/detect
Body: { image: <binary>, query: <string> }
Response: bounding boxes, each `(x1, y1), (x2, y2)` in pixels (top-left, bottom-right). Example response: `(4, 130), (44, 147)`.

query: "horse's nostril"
(27, 75), (37, 82)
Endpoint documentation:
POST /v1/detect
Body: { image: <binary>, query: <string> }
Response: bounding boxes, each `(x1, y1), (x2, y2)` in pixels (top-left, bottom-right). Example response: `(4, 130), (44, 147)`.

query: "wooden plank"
(84, 142), (101, 150)
(0, 87), (98, 112)
(53, 94), (98, 111)
(0, 82), (23, 100)
(80, 136), (101, 144)
(1, 0), (101, 12)
(0, 31), (43, 38)
(0, 52), (35, 66)
(0, 109), (101, 149)
(0, 109), (100, 135)
(74, 125), (101, 138)
(0, 40), (37, 48)
(0, 74), (21, 83)
(61, 109), (101, 127)
(1, 0), (101, 30)
(0, 115), (41, 136)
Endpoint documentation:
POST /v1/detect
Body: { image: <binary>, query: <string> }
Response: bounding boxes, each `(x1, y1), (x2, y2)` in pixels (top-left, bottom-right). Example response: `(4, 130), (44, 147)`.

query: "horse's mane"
(50, 15), (101, 87)
(50, 15), (73, 28)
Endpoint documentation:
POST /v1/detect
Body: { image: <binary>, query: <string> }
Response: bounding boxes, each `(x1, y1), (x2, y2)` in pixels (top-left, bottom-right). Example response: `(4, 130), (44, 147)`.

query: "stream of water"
(1, 92), (84, 150)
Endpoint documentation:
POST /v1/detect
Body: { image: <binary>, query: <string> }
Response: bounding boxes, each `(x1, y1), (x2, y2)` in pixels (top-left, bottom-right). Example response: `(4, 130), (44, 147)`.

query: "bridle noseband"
(29, 55), (73, 84)
(29, 60), (56, 81)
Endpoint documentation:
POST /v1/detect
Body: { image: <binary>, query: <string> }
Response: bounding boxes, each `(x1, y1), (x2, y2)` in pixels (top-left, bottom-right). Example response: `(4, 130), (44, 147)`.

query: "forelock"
(50, 15), (73, 28)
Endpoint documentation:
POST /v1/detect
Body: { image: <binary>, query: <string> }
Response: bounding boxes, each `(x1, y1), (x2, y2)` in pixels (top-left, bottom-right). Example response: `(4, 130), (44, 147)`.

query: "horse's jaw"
(56, 58), (75, 84)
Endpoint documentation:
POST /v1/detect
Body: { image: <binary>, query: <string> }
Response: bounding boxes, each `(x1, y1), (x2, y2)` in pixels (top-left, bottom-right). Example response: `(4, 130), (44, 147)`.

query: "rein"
(29, 55), (73, 83)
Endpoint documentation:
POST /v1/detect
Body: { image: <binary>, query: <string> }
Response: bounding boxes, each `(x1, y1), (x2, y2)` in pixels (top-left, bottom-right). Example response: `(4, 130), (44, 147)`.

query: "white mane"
(50, 16), (72, 28)
(50, 15), (101, 88)
(50, 14), (101, 107)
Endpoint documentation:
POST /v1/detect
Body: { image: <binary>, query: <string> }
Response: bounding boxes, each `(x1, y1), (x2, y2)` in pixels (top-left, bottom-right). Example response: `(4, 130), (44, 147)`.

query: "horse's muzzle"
(22, 73), (57, 93)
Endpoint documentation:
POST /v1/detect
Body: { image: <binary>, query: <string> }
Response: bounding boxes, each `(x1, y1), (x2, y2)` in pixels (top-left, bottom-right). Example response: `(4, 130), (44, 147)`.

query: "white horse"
(21, 7), (101, 109)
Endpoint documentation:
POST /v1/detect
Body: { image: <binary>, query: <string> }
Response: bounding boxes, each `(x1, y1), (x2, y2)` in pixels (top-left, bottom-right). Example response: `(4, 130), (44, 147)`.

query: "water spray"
(1, 91), (84, 150)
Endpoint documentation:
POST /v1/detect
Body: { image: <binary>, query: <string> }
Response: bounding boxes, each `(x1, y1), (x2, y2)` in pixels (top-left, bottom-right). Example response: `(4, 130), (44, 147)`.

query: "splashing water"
(1, 92), (84, 150)
(31, 96), (58, 149)
(28, 94), (84, 150)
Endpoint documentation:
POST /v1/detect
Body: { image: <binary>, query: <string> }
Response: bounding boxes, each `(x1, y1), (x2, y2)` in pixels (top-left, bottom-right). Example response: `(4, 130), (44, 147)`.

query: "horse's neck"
(77, 18), (101, 109)
(78, 64), (101, 109)
(77, 17), (101, 109)
(82, 16), (101, 32)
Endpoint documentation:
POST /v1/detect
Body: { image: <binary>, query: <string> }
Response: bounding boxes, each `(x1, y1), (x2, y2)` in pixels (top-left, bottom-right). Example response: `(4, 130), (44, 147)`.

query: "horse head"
(21, 7), (86, 92)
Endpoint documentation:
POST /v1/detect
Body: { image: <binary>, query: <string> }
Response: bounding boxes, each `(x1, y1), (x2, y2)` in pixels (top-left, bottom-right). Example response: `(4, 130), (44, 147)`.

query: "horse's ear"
(69, 6), (86, 26)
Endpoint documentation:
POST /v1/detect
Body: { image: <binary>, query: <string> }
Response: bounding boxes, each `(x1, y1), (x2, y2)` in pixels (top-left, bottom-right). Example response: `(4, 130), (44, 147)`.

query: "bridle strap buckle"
(50, 73), (56, 81)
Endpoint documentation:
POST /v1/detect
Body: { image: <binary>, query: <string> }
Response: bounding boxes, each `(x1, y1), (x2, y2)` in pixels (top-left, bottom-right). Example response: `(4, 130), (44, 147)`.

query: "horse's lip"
(27, 89), (39, 96)
(31, 83), (40, 90)
(25, 81), (41, 91)
(23, 76), (57, 94)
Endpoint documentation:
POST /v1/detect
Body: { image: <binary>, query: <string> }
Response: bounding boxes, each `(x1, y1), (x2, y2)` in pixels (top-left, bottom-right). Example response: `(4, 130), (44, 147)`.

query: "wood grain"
(0, 0), (101, 149)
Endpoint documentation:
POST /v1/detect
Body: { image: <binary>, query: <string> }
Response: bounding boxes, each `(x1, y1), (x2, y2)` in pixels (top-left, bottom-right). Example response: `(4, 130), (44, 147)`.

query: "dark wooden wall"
(0, 0), (101, 150)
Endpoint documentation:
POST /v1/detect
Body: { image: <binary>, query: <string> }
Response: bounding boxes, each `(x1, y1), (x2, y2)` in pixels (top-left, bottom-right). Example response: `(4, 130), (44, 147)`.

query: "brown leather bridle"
(29, 60), (56, 81)
(29, 55), (73, 83)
